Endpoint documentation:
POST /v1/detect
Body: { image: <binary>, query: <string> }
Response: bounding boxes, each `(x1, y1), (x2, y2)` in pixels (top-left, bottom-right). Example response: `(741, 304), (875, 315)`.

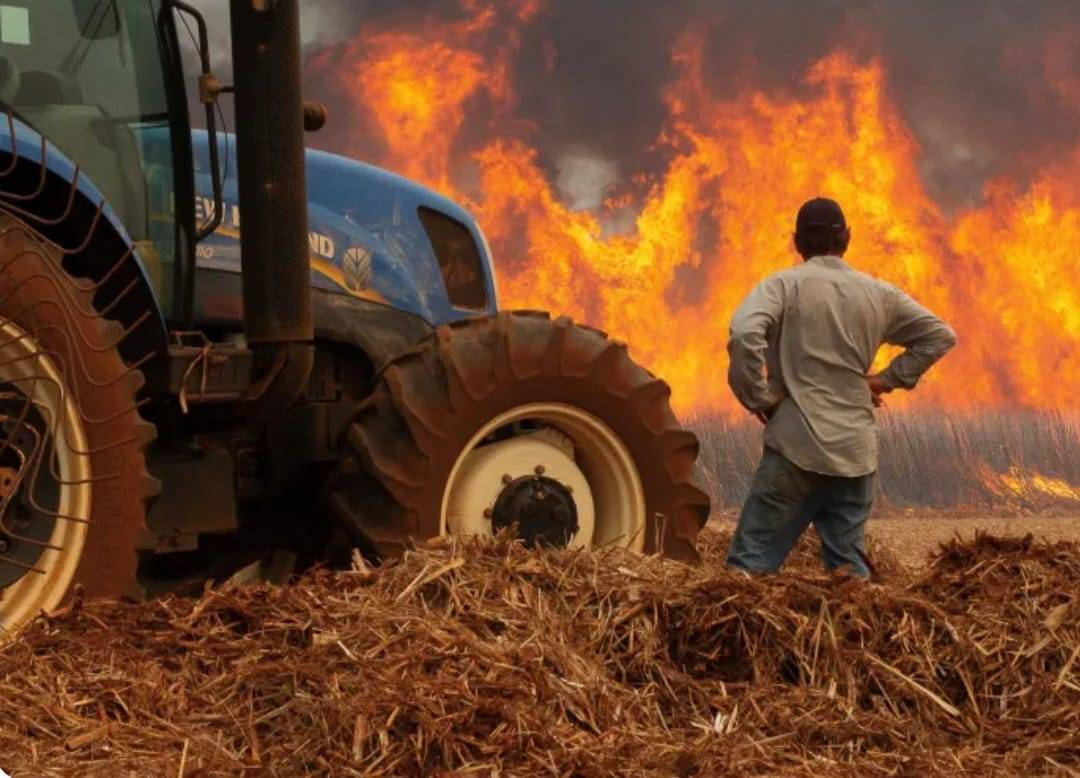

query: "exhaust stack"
(229, 0), (312, 345)
(228, 0), (312, 414)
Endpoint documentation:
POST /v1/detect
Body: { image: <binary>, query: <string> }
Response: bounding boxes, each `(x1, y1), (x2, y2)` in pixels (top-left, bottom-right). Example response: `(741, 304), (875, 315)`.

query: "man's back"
(728, 254), (956, 477)
(725, 197), (956, 577)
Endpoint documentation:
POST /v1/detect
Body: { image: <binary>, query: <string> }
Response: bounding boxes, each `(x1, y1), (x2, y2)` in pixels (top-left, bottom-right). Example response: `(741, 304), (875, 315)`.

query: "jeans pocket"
(753, 449), (807, 501)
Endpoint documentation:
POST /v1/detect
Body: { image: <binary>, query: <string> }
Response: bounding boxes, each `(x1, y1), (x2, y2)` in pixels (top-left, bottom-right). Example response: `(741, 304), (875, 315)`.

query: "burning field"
(298, 0), (1080, 508)
(300, 0), (1080, 509)
(695, 410), (1080, 515)
(305, 0), (1080, 417)
(2, 530), (1078, 775)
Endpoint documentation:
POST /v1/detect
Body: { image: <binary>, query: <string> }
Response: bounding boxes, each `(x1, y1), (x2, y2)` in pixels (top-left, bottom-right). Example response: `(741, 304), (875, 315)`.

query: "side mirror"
(71, 0), (121, 40)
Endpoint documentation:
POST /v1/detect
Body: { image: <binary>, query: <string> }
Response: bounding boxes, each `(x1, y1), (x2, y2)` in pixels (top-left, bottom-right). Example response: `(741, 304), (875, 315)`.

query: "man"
(726, 197), (956, 576)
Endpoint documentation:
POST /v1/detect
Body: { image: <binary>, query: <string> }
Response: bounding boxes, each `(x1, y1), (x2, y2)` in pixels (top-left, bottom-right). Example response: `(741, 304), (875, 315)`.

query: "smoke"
(175, 0), (361, 165)
(298, 0), (1077, 212)
(180, 1), (358, 71)
(177, 1), (1077, 211)
(555, 150), (618, 211)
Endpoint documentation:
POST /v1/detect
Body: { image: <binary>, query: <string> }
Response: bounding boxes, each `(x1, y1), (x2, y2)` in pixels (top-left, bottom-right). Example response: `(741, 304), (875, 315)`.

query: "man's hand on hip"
(866, 374), (890, 408)
(755, 401), (781, 425)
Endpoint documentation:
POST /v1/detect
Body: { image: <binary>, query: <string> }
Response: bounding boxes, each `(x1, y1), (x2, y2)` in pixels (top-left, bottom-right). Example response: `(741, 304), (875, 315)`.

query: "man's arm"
(727, 276), (785, 416)
(875, 287), (957, 392)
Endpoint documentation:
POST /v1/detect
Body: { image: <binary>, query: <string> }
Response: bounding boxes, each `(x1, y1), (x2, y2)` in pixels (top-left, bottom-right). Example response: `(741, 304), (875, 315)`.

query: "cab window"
(417, 206), (487, 311)
(0, 0), (178, 309)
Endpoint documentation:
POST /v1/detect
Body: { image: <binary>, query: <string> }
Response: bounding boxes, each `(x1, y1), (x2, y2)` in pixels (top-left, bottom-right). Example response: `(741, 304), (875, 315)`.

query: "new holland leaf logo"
(343, 246), (373, 292)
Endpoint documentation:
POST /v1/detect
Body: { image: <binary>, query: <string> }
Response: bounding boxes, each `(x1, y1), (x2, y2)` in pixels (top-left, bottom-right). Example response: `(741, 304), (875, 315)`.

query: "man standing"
(726, 197), (956, 576)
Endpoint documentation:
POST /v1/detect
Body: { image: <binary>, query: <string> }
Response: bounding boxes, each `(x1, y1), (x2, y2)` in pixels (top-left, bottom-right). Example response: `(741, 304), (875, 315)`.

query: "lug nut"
(534, 465), (545, 475)
(483, 508), (493, 519)
(501, 473), (513, 485)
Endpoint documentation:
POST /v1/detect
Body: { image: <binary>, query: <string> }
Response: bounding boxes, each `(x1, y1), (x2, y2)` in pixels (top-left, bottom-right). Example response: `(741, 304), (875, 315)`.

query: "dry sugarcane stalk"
(0, 527), (1076, 776)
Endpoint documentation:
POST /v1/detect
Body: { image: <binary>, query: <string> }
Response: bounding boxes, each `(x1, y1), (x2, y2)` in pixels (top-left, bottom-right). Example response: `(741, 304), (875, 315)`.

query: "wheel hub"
(443, 427), (597, 548)
(440, 403), (647, 552)
(491, 474), (578, 548)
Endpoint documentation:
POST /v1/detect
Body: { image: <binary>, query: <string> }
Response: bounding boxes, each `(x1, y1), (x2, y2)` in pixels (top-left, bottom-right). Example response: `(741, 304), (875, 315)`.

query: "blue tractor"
(0, 0), (708, 632)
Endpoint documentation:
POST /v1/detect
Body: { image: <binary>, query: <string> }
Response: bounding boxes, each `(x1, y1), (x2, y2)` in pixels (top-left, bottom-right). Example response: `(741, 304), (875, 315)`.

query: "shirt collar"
(806, 255), (850, 270)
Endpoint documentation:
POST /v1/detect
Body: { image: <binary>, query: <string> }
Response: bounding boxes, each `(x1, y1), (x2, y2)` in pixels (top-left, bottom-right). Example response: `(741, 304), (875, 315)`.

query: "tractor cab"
(0, 0), (183, 306)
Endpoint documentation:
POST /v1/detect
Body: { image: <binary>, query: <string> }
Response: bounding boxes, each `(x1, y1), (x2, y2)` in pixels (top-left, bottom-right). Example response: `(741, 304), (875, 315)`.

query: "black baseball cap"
(795, 197), (846, 233)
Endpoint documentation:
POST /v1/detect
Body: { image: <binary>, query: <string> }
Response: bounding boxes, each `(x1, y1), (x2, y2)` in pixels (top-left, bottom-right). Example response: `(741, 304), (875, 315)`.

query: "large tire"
(327, 311), (710, 560)
(0, 216), (157, 634)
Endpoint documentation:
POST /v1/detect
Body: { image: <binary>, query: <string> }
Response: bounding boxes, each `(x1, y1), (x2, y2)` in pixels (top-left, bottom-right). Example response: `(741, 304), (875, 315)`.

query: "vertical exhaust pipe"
(229, 0), (313, 411)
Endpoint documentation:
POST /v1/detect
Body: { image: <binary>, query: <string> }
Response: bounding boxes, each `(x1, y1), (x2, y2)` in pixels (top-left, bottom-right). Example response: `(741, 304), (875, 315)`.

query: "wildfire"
(984, 465), (1080, 504)
(308, 0), (540, 192)
(314, 1), (1080, 416)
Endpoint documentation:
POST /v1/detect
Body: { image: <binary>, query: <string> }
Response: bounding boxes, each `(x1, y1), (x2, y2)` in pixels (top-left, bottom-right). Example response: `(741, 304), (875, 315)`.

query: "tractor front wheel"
(327, 312), (709, 560)
(0, 217), (156, 635)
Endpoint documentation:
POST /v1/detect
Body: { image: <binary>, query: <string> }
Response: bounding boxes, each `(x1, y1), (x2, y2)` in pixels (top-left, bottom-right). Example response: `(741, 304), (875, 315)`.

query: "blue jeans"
(727, 447), (875, 576)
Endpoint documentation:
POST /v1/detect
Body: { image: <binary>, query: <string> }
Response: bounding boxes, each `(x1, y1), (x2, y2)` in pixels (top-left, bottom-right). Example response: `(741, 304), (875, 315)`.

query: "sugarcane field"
(0, 1), (1078, 776)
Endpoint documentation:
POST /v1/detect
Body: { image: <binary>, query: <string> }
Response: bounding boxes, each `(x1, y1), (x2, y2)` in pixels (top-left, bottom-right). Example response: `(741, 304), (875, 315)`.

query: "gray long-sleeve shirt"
(727, 255), (957, 477)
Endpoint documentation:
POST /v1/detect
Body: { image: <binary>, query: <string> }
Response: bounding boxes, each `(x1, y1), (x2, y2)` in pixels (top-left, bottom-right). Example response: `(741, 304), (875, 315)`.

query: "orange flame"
(982, 465), (1080, 504)
(317, 2), (1080, 415)
(310, 0), (540, 191)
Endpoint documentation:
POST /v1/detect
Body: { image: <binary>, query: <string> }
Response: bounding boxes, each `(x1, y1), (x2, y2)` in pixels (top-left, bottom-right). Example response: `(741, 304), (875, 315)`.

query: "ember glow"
(313, 1), (1079, 415)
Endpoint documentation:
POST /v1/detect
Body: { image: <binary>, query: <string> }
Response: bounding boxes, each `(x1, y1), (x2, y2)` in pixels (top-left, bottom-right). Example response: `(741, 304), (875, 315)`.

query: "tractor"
(0, 0), (709, 634)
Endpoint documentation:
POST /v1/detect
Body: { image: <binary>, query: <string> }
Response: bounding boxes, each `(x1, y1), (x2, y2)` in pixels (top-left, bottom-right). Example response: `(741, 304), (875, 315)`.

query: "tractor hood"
(189, 131), (498, 327)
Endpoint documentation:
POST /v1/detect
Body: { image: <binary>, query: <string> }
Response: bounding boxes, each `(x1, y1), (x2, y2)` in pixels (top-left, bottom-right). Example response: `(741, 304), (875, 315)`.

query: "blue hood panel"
(192, 131), (497, 327)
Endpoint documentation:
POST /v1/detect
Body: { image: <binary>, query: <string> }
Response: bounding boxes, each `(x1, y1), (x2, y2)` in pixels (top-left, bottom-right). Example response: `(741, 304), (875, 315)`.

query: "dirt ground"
(869, 515), (1080, 567)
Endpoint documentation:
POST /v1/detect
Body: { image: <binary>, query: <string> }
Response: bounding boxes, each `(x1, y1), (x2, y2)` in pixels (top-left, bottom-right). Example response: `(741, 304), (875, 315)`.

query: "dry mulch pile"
(1, 530), (1078, 777)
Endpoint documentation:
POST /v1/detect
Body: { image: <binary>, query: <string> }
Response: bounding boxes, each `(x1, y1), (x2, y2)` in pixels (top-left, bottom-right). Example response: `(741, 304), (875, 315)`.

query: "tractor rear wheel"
(327, 312), (709, 560)
(0, 216), (157, 635)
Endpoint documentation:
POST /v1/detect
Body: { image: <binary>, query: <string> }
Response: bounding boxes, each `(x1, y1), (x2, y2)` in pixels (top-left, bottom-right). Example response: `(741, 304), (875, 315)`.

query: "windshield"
(0, 0), (177, 304)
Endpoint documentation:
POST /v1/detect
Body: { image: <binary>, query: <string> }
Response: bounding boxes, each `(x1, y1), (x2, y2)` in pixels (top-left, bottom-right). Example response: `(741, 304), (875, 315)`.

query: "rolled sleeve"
(879, 288), (957, 391)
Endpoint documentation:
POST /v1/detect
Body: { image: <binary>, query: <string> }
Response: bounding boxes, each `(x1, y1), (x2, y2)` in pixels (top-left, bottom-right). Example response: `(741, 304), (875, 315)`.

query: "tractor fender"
(313, 288), (433, 372)
(0, 116), (168, 363)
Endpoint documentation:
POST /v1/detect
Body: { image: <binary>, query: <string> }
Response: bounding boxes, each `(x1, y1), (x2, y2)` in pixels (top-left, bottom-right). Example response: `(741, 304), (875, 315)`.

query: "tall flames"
(312, 1), (1079, 415)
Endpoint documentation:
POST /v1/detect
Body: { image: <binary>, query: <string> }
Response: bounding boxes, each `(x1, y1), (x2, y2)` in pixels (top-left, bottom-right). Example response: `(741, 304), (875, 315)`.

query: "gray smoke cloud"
(185, 1), (1078, 211)
(181, 1), (358, 70)
(510, 0), (1079, 209)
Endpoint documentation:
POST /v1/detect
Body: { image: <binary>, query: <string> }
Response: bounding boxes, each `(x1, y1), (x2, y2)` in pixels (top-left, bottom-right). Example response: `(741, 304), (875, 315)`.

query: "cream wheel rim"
(0, 317), (91, 634)
(440, 403), (646, 551)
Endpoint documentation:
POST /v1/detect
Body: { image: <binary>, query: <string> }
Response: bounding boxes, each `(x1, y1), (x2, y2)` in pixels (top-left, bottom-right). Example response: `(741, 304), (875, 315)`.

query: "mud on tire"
(327, 311), (710, 560)
(0, 216), (157, 633)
